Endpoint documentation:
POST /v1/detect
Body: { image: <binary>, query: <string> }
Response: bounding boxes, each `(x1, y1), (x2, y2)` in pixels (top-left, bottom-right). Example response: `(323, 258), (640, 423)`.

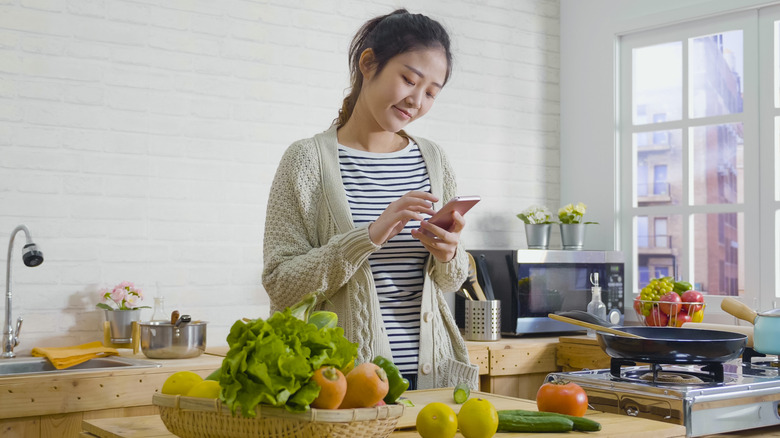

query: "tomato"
(536, 381), (588, 417)
(681, 290), (704, 313)
(647, 307), (669, 326)
(659, 292), (682, 316)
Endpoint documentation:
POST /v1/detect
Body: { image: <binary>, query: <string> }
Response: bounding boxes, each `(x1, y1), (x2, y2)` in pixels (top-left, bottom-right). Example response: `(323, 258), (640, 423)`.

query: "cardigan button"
(423, 312), (432, 322)
(421, 363), (432, 375)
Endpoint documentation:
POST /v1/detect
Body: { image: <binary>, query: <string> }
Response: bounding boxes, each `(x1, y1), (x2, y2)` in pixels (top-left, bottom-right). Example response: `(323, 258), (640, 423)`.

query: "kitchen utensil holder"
(102, 321), (141, 354)
(465, 300), (501, 341)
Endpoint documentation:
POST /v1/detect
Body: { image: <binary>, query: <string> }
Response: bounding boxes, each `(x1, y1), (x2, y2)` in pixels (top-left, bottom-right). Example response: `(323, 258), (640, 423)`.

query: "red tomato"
(681, 290), (704, 313)
(672, 311), (692, 327)
(659, 292), (682, 316)
(647, 307), (669, 326)
(536, 381), (588, 417)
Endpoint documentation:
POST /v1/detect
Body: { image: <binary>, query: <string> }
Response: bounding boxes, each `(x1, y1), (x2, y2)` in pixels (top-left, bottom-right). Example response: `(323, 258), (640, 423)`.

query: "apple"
(647, 307), (669, 326)
(659, 292), (682, 316)
(681, 290), (704, 313)
(672, 311), (692, 327)
(633, 297), (642, 316)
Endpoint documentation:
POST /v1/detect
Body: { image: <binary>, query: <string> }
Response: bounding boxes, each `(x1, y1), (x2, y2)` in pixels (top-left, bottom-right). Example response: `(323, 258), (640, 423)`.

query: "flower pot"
(560, 223), (587, 250)
(104, 309), (141, 343)
(525, 223), (552, 249)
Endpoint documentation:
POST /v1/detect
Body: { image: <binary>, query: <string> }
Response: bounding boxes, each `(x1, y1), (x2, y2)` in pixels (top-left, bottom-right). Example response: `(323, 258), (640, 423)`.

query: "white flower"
(517, 205), (553, 224)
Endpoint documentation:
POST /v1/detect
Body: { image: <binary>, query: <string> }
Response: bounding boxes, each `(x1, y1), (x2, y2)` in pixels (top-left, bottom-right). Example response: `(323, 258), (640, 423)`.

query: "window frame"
(618, 9), (766, 320)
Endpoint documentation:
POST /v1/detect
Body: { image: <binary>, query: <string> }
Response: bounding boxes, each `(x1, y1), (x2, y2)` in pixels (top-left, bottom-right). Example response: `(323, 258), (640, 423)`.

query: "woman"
(262, 9), (478, 390)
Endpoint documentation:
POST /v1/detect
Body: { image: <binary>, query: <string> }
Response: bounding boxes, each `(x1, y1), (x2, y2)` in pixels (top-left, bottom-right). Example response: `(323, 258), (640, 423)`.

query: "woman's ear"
(358, 48), (376, 80)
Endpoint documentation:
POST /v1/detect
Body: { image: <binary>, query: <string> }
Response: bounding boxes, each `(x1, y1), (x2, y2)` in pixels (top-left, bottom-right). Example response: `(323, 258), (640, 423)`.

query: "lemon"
(416, 402), (458, 438)
(161, 371), (203, 395)
(186, 380), (221, 398)
(458, 398), (499, 438)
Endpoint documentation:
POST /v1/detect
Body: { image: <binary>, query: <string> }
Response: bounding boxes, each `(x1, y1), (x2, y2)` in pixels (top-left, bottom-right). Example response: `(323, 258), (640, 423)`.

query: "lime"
(161, 371), (203, 395)
(186, 380), (221, 398)
(416, 402), (458, 438)
(453, 383), (470, 404)
(458, 397), (499, 438)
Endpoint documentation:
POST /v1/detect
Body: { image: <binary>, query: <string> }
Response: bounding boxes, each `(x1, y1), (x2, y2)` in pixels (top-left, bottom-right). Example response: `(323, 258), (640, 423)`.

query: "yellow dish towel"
(31, 341), (119, 370)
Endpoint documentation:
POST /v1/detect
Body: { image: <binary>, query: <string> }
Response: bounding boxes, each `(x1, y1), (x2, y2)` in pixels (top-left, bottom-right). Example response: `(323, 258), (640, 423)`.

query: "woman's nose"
(405, 93), (421, 109)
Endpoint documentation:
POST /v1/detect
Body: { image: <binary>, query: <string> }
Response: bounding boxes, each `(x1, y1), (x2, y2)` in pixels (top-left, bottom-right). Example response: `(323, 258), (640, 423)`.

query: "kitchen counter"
(0, 348), (224, 438)
(80, 388), (688, 438)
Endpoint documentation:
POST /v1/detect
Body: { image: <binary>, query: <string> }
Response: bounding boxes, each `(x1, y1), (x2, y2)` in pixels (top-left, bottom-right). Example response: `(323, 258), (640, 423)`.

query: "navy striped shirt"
(338, 141), (430, 374)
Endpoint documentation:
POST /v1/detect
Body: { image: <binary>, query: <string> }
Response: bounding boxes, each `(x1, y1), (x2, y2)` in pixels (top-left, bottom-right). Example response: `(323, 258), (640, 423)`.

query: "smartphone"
(426, 196), (481, 232)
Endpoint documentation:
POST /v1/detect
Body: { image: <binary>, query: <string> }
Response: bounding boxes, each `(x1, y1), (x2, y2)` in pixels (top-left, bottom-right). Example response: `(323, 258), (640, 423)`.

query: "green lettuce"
(219, 308), (357, 417)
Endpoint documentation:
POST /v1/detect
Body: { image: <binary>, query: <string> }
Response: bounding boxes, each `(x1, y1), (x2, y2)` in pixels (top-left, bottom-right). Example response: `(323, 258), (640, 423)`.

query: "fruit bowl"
(634, 298), (705, 327)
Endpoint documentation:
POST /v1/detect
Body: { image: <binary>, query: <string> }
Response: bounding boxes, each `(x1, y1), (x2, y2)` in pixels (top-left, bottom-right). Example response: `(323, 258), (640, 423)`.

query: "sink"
(0, 356), (161, 377)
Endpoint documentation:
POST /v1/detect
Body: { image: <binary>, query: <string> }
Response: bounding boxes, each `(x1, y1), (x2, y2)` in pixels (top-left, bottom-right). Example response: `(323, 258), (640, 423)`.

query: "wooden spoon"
(466, 253), (487, 301)
(548, 313), (646, 338)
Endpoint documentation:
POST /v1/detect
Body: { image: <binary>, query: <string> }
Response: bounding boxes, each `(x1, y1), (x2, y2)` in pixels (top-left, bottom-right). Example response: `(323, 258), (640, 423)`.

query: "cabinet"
(555, 335), (611, 371)
(466, 337), (560, 400)
(0, 352), (223, 438)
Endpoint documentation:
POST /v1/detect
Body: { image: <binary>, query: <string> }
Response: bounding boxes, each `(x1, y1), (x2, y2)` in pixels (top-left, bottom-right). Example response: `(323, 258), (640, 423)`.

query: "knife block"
(102, 320), (141, 354)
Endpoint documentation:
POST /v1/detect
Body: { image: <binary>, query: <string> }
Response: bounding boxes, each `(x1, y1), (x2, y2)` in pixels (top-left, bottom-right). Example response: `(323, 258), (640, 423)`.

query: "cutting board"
(395, 388), (686, 438)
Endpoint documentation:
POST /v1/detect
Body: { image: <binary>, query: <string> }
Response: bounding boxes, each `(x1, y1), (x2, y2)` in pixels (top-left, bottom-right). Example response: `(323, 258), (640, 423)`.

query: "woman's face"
(359, 47), (448, 133)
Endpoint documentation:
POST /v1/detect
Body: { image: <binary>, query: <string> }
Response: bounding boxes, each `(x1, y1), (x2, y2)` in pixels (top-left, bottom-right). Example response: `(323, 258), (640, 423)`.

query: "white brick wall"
(0, 0), (559, 352)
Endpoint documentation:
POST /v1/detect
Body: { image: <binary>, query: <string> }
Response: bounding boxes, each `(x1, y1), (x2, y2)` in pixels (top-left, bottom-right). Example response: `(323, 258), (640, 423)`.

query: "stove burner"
(610, 359), (725, 384)
(638, 371), (704, 384)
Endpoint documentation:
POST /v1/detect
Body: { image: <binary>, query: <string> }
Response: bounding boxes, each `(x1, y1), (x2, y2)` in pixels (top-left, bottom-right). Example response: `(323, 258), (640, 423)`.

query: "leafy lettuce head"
(219, 308), (358, 417)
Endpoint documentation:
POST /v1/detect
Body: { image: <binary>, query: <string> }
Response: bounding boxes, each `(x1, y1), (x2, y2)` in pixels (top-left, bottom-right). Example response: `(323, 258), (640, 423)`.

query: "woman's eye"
(403, 76), (414, 86)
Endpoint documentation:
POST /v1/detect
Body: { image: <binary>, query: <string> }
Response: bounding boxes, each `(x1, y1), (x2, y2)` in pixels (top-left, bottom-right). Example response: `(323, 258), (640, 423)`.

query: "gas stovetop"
(546, 355), (780, 437)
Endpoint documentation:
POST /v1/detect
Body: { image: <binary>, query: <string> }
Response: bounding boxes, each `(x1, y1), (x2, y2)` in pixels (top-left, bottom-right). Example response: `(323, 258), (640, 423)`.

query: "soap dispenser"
(587, 272), (606, 337)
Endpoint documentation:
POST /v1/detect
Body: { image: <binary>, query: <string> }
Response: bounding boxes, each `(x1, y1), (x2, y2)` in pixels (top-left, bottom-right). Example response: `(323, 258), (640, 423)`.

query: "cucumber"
(498, 409), (602, 432)
(453, 383), (470, 404)
(497, 412), (573, 433)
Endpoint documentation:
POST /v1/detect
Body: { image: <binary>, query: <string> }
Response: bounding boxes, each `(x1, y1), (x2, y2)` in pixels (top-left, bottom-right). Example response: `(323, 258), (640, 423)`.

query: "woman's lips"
(393, 106), (412, 119)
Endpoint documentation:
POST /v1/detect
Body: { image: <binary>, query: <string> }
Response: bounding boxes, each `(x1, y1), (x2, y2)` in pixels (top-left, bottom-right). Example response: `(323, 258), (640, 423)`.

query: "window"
(620, 7), (779, 316)
(654, 217), (668, 247)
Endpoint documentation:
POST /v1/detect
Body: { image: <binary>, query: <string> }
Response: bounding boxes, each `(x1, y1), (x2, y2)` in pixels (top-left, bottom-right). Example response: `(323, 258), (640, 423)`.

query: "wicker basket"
(153, 393), (404, 438)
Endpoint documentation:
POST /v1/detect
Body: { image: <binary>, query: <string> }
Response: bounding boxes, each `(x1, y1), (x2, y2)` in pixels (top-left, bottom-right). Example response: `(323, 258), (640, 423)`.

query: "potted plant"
(558, 202), (598, 250)
(97, 281), (150, 343)
(517, 205), (555, 249)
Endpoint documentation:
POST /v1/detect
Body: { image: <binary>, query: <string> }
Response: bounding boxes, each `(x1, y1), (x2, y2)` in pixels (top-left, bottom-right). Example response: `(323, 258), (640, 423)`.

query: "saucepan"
(139, 316), (207, 359)
(722, 297), (780, 355)
(551, 311), (747, 364)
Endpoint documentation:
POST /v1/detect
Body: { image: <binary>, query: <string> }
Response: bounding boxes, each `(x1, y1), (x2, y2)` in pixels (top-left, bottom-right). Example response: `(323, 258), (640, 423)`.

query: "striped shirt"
(338, 141), (430, 374)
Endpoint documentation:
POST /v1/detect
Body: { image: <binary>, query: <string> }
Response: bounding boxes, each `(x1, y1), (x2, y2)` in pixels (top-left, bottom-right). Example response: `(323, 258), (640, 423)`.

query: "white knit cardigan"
(262, 125), (479, 389)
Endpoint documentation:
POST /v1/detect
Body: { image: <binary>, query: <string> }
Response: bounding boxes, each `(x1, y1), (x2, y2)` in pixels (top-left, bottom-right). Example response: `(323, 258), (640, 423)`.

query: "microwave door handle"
(477, 254), (496, 301)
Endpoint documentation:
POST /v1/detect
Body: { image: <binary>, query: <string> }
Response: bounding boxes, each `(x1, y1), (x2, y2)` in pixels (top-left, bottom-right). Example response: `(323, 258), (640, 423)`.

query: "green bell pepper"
(372, 355), (409, 404)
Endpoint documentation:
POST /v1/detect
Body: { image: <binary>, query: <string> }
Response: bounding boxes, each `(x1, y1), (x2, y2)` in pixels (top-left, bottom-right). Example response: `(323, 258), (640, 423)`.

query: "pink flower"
(109, 285), (127, 304)
(97, 281), (148, 311)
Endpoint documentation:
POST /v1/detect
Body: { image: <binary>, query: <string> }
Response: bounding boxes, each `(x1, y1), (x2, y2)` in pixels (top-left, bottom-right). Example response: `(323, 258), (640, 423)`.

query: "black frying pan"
(557, 311), (746, 363)
(597, 326), (746, 363)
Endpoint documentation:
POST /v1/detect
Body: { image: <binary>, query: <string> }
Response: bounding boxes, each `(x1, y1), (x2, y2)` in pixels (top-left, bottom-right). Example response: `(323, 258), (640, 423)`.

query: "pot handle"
(721, 297), (758, 325)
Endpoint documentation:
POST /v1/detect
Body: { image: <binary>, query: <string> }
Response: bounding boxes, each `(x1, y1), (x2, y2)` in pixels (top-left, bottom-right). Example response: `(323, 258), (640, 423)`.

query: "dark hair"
(335, 9), (452, 127)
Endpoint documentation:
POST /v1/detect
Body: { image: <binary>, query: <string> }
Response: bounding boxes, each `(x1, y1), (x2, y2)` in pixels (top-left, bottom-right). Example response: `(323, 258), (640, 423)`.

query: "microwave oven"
(454, 249), (625, 335)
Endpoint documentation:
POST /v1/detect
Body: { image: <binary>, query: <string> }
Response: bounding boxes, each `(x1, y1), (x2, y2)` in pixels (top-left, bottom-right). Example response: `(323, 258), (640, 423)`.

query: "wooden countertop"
(0, 348), (224, 420)
(81, 388), (688, 438)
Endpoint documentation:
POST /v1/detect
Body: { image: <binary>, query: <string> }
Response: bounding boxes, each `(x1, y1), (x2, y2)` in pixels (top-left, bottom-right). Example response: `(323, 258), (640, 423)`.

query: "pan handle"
(721, 297), (758, 325)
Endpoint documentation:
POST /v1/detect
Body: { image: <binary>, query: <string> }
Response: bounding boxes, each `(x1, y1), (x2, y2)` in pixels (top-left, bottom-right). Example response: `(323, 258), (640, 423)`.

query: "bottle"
(150, 296), (167, 322)
(587, 272), (607, 337)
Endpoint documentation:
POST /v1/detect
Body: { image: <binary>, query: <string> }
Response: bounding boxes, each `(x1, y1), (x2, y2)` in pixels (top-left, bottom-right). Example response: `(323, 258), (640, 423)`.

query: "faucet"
(3, 225), (44, 358)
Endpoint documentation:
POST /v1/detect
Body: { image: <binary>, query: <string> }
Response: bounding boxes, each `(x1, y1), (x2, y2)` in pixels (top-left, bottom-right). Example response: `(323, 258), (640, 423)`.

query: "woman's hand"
(411, 211), (464, 262)
(369, 191), (438, 245)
